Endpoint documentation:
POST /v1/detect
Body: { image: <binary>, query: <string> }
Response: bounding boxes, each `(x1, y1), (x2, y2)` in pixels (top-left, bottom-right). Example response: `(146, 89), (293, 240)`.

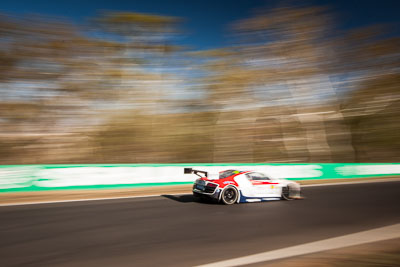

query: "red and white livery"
(185, 168), (301, 205)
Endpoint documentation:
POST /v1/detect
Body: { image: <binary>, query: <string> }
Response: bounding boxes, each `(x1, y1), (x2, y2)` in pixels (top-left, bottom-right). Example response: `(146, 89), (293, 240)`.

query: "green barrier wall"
(0, 163), (399, 193)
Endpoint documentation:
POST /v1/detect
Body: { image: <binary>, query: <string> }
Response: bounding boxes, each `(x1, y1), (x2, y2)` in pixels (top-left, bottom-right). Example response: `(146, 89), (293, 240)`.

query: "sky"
(1, 0), (399, 50)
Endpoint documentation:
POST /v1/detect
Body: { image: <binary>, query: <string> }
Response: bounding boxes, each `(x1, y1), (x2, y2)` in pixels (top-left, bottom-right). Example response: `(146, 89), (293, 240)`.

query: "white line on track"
(196, 223), (400, 267)
(0, 178), (399, 207)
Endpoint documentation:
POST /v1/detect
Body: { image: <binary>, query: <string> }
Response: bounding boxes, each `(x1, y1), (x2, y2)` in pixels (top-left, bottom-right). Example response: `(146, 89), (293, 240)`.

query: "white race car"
(185, 168), (302, 205)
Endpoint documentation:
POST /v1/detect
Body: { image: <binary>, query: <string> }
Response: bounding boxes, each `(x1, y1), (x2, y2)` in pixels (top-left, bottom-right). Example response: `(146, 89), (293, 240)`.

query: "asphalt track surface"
(0, 181), (399, 267)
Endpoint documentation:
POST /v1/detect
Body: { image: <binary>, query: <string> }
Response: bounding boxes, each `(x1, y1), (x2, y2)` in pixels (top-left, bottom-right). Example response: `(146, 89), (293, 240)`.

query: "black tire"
(281, 185), (293, 200)
(221, 187), (239, 205)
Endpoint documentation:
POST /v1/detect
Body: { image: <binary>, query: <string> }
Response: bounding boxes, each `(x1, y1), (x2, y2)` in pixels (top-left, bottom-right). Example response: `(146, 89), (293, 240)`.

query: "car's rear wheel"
(221, 187), (239, 205)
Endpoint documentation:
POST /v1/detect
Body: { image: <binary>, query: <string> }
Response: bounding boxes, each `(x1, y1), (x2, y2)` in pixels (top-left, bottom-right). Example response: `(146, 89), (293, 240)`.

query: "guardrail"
(1, 163), (399, 193)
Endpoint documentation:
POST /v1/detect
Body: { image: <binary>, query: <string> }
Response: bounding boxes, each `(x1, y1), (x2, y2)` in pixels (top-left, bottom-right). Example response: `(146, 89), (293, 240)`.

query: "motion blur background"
(0, 0), (399, 164)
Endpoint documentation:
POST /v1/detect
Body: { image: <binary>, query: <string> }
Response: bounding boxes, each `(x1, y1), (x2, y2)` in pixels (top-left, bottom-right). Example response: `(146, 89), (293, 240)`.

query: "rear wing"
(184, 168), (208, 178)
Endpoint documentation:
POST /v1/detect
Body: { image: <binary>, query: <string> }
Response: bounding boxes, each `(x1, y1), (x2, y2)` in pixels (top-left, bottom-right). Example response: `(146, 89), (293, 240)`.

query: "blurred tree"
(233, 6), (351, 162)
(196, 5), (399, 163)
(192, 7), (340, 162)
(90, 12), (193, 162)
(0, 6), (398, 164)
(342, 73), (400, 162)
(0, 12), (185, 163)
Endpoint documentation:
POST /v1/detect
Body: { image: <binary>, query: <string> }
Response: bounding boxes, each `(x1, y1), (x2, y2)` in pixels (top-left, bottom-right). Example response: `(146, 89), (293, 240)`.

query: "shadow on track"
(161, 194), (217, 205)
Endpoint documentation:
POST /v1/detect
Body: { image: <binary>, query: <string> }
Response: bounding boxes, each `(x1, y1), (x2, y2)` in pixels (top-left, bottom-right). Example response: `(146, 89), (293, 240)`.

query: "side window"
(246, 172), (270, 180)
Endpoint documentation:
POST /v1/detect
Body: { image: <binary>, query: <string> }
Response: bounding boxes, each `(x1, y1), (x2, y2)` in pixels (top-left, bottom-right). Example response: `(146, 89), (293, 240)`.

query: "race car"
(185, 168), (301, 204)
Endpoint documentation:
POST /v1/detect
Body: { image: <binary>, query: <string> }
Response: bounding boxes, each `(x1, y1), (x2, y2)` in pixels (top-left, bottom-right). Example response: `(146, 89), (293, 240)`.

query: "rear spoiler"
(184, 168), (208, 178)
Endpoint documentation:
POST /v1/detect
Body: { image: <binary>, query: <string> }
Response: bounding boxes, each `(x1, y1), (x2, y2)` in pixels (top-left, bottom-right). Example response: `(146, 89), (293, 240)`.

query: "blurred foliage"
(0, 5), (399, 164)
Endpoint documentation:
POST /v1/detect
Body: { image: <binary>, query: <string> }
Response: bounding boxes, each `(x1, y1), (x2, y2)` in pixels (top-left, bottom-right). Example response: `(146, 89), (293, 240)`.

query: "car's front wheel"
(221, 187), (239, 205)
(281, 184), (297, 200)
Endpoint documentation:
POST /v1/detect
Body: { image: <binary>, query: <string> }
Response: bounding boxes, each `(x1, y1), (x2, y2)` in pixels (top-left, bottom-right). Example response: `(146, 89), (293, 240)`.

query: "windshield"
(219, 170), (241, 179)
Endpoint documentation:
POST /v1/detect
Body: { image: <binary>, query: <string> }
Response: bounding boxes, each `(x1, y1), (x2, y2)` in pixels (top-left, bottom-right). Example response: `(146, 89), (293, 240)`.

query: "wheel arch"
(281, 182), (301, 200)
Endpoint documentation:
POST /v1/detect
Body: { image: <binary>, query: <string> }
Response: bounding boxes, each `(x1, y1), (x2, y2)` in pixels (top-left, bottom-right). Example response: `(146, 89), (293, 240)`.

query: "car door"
(246, 172), (280, 198)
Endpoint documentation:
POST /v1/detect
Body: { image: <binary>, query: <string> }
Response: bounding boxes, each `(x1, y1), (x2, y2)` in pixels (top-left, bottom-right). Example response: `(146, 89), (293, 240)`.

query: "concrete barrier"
(0, 163), (399, 192)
